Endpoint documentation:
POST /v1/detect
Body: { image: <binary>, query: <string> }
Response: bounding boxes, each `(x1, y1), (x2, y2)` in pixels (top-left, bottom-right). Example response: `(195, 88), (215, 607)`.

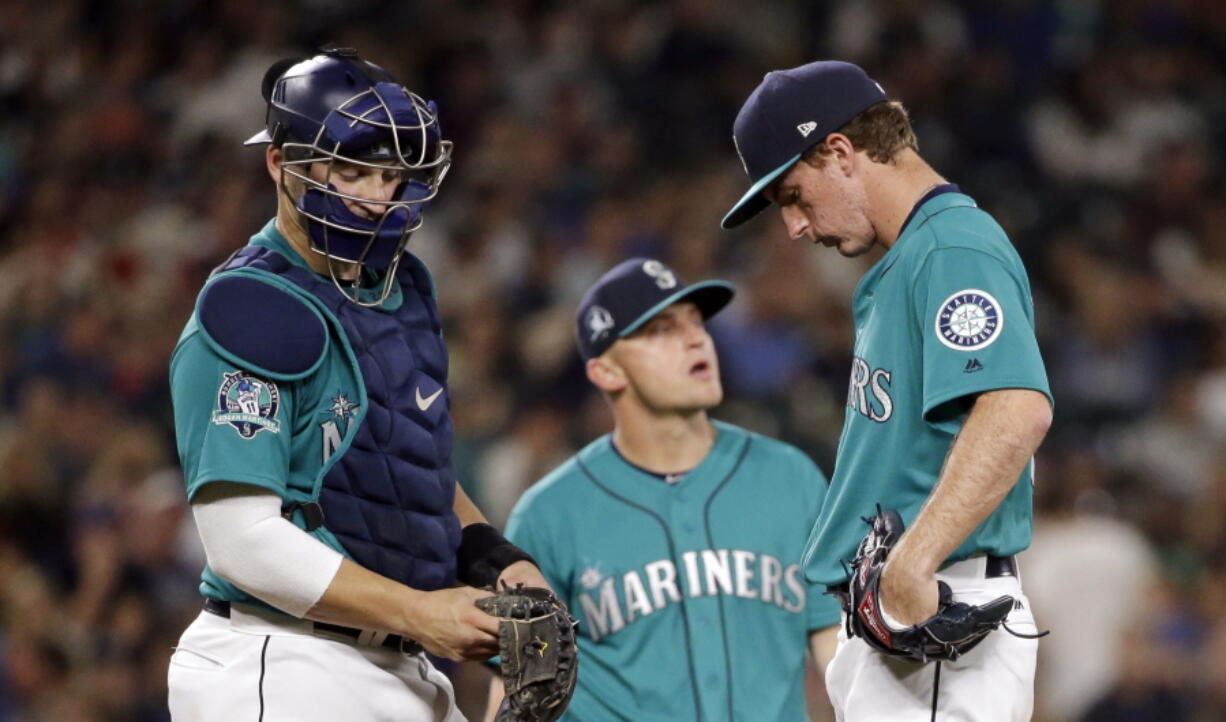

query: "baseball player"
(722, 61), (1053, 720)
(485, 258), (842, 721)
(166, 48), (549, 721)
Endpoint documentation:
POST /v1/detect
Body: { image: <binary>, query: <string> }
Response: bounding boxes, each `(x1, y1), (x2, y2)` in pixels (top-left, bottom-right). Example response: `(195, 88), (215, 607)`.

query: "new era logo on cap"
(721, 60), (888, 229)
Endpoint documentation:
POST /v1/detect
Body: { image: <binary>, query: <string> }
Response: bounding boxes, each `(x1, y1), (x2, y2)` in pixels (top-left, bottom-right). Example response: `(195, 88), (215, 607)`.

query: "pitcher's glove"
(839, 507), (1033, 663)
(477, 584), (579, 722)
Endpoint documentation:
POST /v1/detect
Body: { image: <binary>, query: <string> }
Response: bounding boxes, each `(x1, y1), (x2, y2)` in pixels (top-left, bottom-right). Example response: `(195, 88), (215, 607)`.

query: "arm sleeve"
(913, 247), (1052, 422)
(171, 332), (294, 501)
(192, 491), (344, 618)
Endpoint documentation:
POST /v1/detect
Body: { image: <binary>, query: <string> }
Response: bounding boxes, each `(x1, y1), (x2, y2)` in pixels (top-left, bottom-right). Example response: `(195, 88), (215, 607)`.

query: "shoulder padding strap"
(198, 273), (328, 380)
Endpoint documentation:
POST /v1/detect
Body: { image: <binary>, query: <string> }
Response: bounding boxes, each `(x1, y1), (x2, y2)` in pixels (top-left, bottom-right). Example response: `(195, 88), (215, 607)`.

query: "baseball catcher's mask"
(248, 48), (452, 306)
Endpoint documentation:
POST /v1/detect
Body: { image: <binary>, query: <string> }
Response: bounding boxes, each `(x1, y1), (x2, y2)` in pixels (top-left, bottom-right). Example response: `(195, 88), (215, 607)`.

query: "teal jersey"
(802, 190), (1052, 586)
(170, 222), (373, 606)
(506, 421), (839, 722)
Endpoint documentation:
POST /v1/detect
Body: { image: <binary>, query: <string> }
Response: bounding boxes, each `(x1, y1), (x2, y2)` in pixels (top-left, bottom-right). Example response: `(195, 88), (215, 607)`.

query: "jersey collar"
(870, 185), (975, 279)
(580, 420), (750, 505)
(250, 218), (405, 311)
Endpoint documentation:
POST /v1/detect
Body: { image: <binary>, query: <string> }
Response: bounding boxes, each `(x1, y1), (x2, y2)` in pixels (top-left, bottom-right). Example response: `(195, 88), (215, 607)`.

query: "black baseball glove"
(839, 507), (1024, 663)
(477, 584), (579, 722)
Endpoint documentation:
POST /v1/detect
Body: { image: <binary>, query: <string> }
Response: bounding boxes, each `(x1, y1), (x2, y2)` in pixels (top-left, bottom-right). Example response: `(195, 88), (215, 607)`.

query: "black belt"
(985, 554), (1017, 578)
(825, 554), (1018, 597)
(203, 599), (423, 655)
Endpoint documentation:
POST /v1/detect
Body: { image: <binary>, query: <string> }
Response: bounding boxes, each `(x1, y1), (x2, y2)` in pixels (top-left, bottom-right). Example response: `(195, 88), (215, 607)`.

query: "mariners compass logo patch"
(213, 371), (281, 438)
(935, 289), (1004, 351)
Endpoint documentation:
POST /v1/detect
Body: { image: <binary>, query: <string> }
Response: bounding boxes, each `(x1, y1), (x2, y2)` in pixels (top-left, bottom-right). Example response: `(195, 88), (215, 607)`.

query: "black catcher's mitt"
(477, 584), (579, 722)
(840, 507), (1023, 663)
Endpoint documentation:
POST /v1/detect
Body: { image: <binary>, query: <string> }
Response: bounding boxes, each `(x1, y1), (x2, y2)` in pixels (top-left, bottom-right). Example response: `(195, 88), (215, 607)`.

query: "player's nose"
(781, 206), (810, 242)
(683, 320), (710, 348)
(351, 179), (398, 219)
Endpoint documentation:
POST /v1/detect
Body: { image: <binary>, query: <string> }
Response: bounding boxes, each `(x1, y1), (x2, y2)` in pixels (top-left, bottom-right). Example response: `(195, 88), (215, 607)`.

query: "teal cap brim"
(720, 153), (801, 230)
(619, 280), (736, 338)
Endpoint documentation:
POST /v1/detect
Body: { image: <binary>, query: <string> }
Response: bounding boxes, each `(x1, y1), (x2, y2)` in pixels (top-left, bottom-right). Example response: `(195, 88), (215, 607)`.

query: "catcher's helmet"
(246, 48), (451, 306)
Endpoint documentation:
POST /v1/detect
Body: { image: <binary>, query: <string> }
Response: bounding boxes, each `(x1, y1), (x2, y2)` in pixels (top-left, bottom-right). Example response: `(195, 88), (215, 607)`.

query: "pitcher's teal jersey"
(505, 421), (839, 722)
(802, 190), (1052, 586)
(170, 222), (371, 606)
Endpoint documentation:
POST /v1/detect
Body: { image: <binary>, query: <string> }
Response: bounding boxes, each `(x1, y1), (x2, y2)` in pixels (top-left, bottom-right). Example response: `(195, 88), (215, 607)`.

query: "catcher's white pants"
(168, 604), (466, 721)
(825, 556), (1039, 721)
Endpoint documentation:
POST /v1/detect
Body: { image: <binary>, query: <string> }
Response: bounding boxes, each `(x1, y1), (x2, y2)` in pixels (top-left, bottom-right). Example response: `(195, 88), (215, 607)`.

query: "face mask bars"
(277, 84), (452, 306)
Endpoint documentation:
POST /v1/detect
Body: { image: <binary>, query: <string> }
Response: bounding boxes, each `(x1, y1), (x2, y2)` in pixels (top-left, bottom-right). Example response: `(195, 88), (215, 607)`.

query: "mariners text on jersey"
(578, 549), (807, 641)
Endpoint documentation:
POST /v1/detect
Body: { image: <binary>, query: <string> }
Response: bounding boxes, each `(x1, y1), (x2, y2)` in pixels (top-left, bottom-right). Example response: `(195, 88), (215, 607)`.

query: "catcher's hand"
(839, 507), (1027, 663)
(477, 584), (579, 722)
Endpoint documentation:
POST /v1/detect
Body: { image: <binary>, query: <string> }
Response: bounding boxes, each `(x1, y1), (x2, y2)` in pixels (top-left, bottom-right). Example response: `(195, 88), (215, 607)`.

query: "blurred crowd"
(1, 0), (1225, 720)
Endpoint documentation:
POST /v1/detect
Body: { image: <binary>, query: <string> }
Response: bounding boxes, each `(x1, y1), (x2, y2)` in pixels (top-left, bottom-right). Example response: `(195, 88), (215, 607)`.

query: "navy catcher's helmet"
(246, 48), (451, 305)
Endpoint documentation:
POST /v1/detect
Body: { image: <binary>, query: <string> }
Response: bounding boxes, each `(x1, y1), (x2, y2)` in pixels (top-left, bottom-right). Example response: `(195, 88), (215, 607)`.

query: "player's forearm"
(484, 675), (506, 722)
(307, 556), (429, 635)
(454, 482), (490, 526)
(809, 625), (839, 675)
(891, 388), (1051, 575)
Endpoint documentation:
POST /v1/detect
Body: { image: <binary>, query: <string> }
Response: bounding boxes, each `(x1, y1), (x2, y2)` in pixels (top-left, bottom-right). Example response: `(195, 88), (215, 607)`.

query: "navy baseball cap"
(721, 61), (888, 229)
(576, 258), (735, 360)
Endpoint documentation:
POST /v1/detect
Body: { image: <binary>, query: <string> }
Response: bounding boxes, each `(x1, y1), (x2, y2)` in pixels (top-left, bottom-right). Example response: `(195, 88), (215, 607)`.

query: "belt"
(985, 554), (1017, 578)
(203, 599), (423, 655)
(825, 554), (1018, 596)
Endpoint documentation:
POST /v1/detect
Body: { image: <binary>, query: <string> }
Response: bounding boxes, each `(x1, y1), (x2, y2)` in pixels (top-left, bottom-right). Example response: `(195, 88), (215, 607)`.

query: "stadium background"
(2, 0), (1225, 720)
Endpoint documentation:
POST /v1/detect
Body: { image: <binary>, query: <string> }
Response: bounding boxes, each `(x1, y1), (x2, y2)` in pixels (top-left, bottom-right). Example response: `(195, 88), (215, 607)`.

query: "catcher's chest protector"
(218, 246), (460, 590)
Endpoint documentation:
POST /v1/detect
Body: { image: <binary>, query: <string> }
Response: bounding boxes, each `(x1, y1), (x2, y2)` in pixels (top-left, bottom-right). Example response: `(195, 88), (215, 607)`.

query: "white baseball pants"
(168, 603), (466, 721)
(825, 556), (1039, 721)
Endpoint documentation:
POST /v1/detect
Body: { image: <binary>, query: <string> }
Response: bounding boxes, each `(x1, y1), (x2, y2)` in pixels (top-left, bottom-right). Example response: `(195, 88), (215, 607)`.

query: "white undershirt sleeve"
(191, 490), (344, 618)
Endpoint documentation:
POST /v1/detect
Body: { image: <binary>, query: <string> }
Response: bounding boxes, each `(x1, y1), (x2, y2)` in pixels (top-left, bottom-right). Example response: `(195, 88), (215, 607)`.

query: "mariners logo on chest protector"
(212, 371), (281, 438)
(320, 392), (360, 463)
(936, 289), (1003, 351)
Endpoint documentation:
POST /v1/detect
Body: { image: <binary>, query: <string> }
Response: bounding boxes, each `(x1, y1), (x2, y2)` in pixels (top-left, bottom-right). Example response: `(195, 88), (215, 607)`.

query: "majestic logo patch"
(797, 121), (818, 137)
(587, 305), (615, 342)
(641, 260), (677, 289)
(935, 289), (1004, 351)
(213, 372), (281, 438)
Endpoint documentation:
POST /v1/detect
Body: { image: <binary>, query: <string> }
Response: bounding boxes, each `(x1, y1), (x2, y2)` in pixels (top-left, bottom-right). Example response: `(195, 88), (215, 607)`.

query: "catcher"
(165, 48), (572, 722)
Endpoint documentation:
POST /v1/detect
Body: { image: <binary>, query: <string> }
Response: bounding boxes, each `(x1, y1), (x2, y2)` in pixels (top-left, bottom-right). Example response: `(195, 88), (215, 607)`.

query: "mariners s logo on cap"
(642, 260), (677, 290)
(575, 258), (736, 361)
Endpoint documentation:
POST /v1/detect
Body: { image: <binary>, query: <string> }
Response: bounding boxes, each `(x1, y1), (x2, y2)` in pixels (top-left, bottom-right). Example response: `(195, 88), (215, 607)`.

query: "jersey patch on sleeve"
(934, 289), (1004, 351)
(212, 371), (282, 438)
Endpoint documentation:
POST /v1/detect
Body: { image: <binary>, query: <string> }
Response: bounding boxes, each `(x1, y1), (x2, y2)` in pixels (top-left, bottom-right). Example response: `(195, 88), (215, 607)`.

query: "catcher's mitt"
(838, 507), (1033, 663)
(477, 584), (579, 722)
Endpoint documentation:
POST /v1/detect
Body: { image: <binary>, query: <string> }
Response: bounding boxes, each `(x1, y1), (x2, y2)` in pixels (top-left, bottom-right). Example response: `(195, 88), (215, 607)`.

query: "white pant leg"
(825, 559), (1038, 722)
(168, 608), (466, 722)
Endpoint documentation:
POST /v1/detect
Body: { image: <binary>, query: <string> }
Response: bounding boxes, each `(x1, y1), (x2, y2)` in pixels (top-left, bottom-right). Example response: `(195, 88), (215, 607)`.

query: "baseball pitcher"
(723, 61), (1053, 721)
